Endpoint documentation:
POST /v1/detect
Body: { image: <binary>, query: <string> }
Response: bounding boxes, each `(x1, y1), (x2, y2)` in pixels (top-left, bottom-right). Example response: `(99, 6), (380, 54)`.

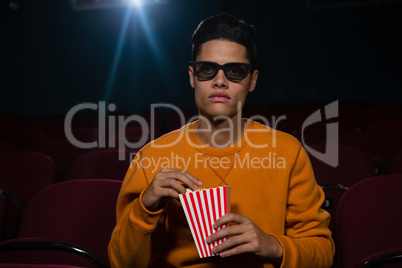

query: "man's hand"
(142, 168), (202, 211)
(206, 213), (283, 262)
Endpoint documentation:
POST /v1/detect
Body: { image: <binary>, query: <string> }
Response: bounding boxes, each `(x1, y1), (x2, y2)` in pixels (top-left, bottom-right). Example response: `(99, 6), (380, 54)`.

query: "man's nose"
(213, 70), (228, 88)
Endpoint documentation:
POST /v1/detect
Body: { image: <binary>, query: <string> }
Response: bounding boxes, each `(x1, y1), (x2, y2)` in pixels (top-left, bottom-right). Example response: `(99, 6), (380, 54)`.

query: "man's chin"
(198, 111), (240, 122)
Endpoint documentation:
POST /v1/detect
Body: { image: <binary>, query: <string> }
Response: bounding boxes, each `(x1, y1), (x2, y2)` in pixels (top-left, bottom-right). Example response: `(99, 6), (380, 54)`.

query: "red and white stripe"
(179, 186), (230, 258)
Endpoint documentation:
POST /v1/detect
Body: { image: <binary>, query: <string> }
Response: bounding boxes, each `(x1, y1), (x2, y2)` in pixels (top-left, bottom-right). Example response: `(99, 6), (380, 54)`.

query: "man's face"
(189, 40), (258, 121)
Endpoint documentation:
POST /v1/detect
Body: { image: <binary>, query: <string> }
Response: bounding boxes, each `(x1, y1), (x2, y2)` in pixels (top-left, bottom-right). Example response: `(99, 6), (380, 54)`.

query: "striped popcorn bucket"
(179, 186), (231, 258)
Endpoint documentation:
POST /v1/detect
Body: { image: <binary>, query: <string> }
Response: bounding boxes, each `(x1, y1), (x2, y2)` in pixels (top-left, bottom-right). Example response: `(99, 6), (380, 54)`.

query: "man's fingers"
(161, 168), (202, 185)
(207, 223), (249, 243)
(180, 170), (203, 186)
(208, 226), (259, 257)
(155, 178), (187, 195)
(217, 243), (253, 258)
(158, 169), (202, 192)
(143, 169), (202, 211)
(213, 213), (249, 228)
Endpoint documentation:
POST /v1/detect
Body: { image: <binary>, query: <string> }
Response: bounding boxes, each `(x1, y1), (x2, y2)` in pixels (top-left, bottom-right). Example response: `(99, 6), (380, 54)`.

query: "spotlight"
(129, 0), (168, 6)
(72, 0), (168, 10)
(129, 0), (142, 6)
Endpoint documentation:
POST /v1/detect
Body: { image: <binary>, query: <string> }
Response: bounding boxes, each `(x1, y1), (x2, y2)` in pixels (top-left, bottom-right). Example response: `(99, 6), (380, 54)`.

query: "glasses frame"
(190, 61), (254, 81)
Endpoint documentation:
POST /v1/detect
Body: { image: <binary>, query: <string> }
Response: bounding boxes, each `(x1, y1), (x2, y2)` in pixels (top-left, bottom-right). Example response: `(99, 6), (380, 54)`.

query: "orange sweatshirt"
(108, 120), (335, 267)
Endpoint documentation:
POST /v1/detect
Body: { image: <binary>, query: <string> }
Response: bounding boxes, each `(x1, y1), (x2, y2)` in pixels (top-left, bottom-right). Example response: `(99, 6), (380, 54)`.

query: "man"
(108, 13), (334, 267)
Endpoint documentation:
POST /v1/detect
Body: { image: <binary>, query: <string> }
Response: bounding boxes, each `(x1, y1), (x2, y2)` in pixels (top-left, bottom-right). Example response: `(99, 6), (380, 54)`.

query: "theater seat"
(357, 248), (402, 268)
(66, 149), (137, 181)
(337, 174), (402, 268)
(34, 139), (93, 180)
(0, 152), (56, 204)
(0, 179), (122, 267)
(308, 144), (374, 187)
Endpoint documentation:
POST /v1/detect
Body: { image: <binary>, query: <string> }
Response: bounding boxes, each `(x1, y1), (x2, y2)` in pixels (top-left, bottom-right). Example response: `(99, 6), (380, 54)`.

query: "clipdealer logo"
(301, 100), (339, 167)
(63, 100), (339, 167)
(63, 102), (280, 160)
(136, 152), (286, 173)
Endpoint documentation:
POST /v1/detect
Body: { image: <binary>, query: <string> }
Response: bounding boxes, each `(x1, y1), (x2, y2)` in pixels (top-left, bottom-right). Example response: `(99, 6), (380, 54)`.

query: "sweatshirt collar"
(184, 119), (251, 156)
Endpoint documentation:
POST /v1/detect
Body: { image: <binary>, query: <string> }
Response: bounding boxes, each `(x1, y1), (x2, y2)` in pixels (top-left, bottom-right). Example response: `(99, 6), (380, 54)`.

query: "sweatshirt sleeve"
(108, 151), (165, 268)
(273, 145), (335, 268)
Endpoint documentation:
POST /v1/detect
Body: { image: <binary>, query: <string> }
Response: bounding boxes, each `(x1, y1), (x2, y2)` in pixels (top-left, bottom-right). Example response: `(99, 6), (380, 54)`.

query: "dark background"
(2, 0), (402, 116)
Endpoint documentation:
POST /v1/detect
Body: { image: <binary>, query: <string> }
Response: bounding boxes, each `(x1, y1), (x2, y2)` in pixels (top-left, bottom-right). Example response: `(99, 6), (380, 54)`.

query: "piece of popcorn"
(185, 188), (206, 193)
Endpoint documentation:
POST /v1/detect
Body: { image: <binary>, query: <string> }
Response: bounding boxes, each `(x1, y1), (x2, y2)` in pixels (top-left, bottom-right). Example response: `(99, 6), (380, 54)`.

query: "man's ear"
(189, 66), (195, 89)
(248, 69), (259, 93)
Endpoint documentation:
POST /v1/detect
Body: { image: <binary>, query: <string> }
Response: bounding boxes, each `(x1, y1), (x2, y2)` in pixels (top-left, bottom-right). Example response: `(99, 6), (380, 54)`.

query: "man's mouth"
(208, 93), (230, 103)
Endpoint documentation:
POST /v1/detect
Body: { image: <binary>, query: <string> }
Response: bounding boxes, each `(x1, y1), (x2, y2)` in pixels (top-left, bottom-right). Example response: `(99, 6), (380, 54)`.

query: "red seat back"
(309, 144), (374, 187)
(66, 149), (136, 181)
(35, 139), (92, 179)
(0, 152), (56, 204)
(337, 174), (402, 268)
(17, 179), (122, 266)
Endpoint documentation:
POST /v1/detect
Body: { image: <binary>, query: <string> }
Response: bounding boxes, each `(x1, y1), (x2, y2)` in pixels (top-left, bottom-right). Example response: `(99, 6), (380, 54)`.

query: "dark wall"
(2, 0), (402, 116)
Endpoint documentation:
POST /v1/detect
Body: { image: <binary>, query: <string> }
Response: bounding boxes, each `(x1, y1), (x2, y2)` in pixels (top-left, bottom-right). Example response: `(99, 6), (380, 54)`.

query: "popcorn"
(179, 186), (231, 258)
(185, 188), (205, 193)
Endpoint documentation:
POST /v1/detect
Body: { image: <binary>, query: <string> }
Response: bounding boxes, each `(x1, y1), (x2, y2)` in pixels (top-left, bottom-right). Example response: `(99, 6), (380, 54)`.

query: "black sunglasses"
(190, 61), (254, 81)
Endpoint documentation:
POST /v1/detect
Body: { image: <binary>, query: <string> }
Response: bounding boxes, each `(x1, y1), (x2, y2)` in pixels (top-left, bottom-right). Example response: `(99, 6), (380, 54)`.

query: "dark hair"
(191, 13), (257, 67)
